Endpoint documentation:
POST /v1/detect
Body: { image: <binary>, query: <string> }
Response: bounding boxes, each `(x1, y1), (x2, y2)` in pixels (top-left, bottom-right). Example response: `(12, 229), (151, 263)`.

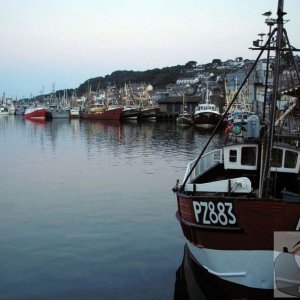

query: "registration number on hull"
(193, 201), (237, 226)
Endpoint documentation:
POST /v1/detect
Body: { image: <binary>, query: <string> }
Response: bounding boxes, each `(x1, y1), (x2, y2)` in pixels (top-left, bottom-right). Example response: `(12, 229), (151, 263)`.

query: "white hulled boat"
(193, 81), (221, 128)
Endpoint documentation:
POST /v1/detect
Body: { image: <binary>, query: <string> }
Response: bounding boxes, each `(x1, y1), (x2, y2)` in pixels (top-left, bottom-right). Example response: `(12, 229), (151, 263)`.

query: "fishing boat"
(48, 90), (70, 119)
(223, 77), (254, 127)
(51, 107), (70, 119)
(120, 83), (140, 120)
(176, 95), (192, 127)
(15, 105), (28, 116)
(173, 1), (300, 298)
(137, 86), (159, 120)
(176, 111), (192, 127)
(48, 102), (70, 119)
(0, 106), (9, 116)
(70, 107), (81, 118)
(121, 106), (140, 120)
(8, 103), (16, 115)
(138, 106), (159, 120)
(193, 80), (221, 128)
(80, 102), (123, 121)
(24, 106), (49, 120)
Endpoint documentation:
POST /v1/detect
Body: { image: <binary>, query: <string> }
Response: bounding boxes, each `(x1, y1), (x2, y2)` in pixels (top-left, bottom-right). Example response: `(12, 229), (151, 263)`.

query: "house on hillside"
(248, 60), (274, 113)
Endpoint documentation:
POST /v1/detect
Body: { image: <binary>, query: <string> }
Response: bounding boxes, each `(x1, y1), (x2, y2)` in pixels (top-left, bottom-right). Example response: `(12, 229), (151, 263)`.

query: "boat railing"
(183, 149), (223, 183)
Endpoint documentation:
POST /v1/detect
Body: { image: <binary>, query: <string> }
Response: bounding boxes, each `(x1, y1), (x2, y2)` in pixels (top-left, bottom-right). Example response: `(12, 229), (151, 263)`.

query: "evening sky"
(0, 0), (299, 98)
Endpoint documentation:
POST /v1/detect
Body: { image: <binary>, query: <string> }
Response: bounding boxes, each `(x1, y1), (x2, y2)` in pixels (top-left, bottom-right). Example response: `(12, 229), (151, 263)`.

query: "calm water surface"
(0, 116), (223, 300)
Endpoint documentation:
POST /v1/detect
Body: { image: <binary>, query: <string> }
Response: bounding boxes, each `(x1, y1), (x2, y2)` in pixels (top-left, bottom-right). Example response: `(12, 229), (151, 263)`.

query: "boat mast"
(262, 0), (285, 197)
(262, 15), (276, 122)
(205, 80), (209, 104)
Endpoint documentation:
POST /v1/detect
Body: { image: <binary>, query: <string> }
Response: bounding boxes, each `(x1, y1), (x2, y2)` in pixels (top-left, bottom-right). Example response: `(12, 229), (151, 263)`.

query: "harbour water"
(0, 116), (223, 300)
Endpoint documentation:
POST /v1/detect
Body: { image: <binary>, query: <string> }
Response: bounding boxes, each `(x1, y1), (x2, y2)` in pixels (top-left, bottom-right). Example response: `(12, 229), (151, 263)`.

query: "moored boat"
(138, 106), (159, 120)
(24, 106), (49, 120)
(193, 81), (221, 128)
(120, 84), (140, 120)
(81, 105), (123, 121)
(176, 95), (192, 127)
(70, 107), (81, 118)
(47, 91), (70, 119)
(173, 2), (300, 298)
(223, 77), (254, 127)
(51, 109), (70, 119)
(0, 106), (9, 116)
(121, 106), (139, 120)
(15, 105), (27, 116)
(51, 107), (70, 119)
(8, 104), (16, 115)
(176, 111), (192, 127)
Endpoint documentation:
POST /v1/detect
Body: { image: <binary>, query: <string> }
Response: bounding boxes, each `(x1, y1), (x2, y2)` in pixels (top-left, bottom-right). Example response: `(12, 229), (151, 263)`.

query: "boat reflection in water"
(23, 118), (47, 126)
(175, 245), (209, 300)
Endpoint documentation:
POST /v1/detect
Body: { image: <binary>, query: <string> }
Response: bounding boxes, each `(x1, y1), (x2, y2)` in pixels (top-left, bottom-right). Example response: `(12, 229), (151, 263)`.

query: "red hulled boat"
(24, 106), (49, 120)
(80, 106), (123, 121)
(173, 1), (300, 298)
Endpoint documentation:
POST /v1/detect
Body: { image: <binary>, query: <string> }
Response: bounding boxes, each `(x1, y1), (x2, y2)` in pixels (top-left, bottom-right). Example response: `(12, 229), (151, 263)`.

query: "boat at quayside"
(80, 101), (123, 121)
(48, 89), (70, 119)
(24, 106), (49, 120)
(70, 107), (80, 118)
(120, 83), (140, 120)
(193, 80), (221, 128)
(136, 85), (159, 121)
(172, 1), (300, 298)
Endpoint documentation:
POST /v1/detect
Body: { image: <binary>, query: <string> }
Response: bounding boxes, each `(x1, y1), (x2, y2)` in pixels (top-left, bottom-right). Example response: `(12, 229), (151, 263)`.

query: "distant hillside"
(76, 65), (186, 95)
(52, 59), (244, 99)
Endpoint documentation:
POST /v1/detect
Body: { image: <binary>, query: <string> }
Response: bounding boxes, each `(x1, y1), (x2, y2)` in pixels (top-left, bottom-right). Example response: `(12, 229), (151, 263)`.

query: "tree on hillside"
(185, 61), (197, 69)
(76, 65), (185, 95)
(212, 59), (222, 66)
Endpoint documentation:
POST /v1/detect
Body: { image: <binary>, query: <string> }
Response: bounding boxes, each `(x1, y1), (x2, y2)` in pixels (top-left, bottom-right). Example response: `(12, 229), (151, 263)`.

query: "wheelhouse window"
(224, 144), (258, 170)
(241, 147), (257, 166)
(229, 149), (237, 162)
(284, 150), (298, 168)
